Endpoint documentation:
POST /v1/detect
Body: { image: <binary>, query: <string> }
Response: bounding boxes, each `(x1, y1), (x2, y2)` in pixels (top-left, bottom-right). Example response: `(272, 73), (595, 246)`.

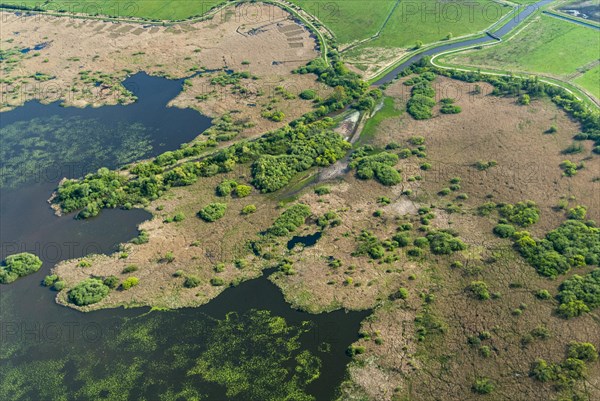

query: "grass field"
(357, 96), (402, 144)
(0, 0), (224, 20)
(288, 0), (397, 44)
(574, 65), (600, 99)
(441, 15), (600, 98)
(354, 0), (510, 48)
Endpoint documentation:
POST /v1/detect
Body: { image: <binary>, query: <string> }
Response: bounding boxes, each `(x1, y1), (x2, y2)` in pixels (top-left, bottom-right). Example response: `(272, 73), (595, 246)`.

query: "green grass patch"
(358, 97), (402, 144)
(349, 0), (509, 50)
(574, 64), (600, 99)
(288, 0), (397, 45)
(0, 0), (224, 20)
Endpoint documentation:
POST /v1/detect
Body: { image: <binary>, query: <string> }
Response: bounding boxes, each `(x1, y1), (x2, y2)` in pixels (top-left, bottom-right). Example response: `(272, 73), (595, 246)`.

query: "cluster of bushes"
(499, 201), (540, 227)
(467, 281), (490, 300)
(317, 211), (341, 229)
(294, 53), (369, 123)
(210, 71), (255, 87)
(530, 342), (597, 389)
(427, 231), (466, 255)
(198, 203), (227, 222)
(68, 278), (110, 306)
(556, 268), (600, 318)
(0, 252), (43, 284)
(350, 150), (401, 186)
(216, 179), (252, 198)
(42, 274), (66, 291)
(261, 110), (286, 122)
(267, 204), (312, 237)
(403, 72), (437, 119)
(440, 98), (461, 114)
(56, 118), (349, 217)
(513, 219), (599, 278)
(353, 230), (386, 259)
(474, 160), (497, 171)
(352, 89), (383, 111)
(250, 120), (350, 192)
(559, 160), (582, 177)
(202, 114), (253, 143)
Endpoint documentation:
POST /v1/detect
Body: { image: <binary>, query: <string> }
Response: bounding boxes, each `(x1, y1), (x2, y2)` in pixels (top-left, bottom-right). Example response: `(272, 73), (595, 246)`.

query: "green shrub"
(234, 185), (252, 198)
(420, 163), (432, 171)
(474, 160), (497, 171)
(560, 160), (579, 177)
(535, 289), (551, 300)
(314, 186), (331, 195)
(131, 230), (149, 244)
(568, 342), (598, 362)
(53, 280), (66, 291)
(103, 275), (120, 289)
(198, 203), (227, 222)
(472, 378), (494, 394)
(122, 264), (138, 274)
(299, 89), (316, 100)
(407, 94), (435, 119)
(241, 204), (257, 215)
(351, 152), (401, 186)
(210, 277), (225, 286)
(184, 275), (201, 288)
(267, 204), (311, 236)
(493, 224), (516, 238)
(216, 179), (238, 197)
(467, 281), (490, 300)
(173, 212), (185, 222)
(68, 278), (110, 306)
(121, 277), (139, 290)
(0, 252), (43, 284)
(567, 206), (587, 220)
(427, 231), (466, 255)
(440, 104), (461, 114)
(407, 248), (423, 257)
(43, 274), (59, 287)
(499, 201), (540, 227)
(557, 269), (600, 318)
(530, 359), (555, 382)
(413, 237), (429, 248)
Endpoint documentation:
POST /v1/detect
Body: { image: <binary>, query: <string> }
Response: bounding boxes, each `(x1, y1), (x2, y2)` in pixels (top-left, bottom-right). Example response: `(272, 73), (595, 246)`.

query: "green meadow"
(442, 15), (600, 98)
(0, 0), (223, 20)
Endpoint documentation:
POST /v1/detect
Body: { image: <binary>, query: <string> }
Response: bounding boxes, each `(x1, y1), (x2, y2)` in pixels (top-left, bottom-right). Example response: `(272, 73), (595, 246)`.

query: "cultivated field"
(441, 14), (600, 100)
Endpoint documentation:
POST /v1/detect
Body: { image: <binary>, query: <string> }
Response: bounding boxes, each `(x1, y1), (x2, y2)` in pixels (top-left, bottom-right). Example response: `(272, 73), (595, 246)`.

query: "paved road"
(373, 0), (555, 85)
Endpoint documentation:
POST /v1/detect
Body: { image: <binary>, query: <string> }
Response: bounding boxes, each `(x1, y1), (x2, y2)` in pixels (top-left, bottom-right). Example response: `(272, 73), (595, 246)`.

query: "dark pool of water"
(0, 73), (367, 400)
(287, 231), (323, 250)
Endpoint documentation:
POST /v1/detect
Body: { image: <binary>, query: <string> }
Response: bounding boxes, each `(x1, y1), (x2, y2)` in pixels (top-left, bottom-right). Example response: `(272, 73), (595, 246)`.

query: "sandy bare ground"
(0, 3), (327, 134)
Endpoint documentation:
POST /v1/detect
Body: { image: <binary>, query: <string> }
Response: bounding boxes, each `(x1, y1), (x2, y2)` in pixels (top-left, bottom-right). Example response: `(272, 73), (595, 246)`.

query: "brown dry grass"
(332, 76), (600, 401)
(54, 168), (281, 311)
(0, 3), (325, 135)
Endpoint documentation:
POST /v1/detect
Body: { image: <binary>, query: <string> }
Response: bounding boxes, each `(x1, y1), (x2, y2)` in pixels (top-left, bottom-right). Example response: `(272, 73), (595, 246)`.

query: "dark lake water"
(0, 73), (367, 400)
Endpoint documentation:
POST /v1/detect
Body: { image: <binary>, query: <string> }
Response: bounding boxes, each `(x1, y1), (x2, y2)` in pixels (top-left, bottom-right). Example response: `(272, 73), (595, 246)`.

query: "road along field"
(338, 0), (512, 77)
(440, 13), (600, 101)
